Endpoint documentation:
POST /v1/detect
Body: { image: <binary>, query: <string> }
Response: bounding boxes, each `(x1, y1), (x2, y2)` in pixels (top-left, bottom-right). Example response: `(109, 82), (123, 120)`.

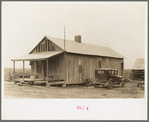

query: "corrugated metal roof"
(132, 58), (144, 70)
(11, 51), (64, 61)
(46, 36), (125, 58)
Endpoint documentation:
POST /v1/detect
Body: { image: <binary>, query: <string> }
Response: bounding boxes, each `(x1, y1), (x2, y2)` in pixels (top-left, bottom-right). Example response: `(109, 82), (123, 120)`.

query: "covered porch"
(11, 51), (65, 86)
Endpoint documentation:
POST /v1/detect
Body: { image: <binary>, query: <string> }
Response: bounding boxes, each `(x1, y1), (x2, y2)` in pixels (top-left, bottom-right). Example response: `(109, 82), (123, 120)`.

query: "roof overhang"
(11, 51), (64, 61)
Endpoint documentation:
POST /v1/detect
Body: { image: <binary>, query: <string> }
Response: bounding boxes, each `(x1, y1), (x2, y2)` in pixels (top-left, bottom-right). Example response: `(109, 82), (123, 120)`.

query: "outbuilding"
(132, 58), (144, 81)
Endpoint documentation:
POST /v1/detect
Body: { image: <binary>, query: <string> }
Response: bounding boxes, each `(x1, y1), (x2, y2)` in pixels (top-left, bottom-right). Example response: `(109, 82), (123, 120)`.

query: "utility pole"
(64, 25), (66, 50)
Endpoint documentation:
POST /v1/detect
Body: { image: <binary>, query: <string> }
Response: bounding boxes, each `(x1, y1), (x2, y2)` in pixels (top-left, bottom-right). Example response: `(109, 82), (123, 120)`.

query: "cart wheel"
(108, 81), (113, 89)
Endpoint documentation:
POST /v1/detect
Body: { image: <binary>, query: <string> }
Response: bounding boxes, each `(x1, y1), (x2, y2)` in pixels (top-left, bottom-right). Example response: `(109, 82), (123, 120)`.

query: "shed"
(132, 58), (144, 80)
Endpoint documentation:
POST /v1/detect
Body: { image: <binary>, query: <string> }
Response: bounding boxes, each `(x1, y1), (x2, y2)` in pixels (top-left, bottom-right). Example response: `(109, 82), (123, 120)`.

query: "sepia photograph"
(2, 1), (147, 120)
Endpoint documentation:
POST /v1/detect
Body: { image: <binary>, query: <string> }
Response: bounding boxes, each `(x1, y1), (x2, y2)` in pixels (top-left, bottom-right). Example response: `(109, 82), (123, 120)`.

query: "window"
(98, 61), (101, 68)
(108, 71), (112, 75)
(79, 66), (82, 73)
(112, 70), (115, 75)
(101, 71), (105, 74)
(98, 70), (105, 74)
(98, 70), (102, 74)
(115, 71), (118, 75)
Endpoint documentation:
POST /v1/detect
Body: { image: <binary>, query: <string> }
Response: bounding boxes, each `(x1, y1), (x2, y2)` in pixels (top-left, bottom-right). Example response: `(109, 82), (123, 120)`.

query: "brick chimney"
(75, 35), (81, 43)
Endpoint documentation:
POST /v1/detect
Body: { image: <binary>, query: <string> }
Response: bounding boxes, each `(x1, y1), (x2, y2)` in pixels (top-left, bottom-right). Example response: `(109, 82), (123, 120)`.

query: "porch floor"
(14, 78), (65, 85)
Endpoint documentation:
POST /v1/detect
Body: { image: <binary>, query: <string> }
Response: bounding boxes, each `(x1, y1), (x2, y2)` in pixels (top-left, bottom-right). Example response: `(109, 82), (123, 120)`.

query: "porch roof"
(11, 51), (64, 61)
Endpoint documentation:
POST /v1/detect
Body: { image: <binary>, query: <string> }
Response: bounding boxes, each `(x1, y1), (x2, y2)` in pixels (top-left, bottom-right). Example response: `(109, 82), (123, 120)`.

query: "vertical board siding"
(65, 53), (123, 84)
(90, 58), (93, 80)
(30, 52), (123, 84)
(31, 38), (62, 54)
(70, 54), (73, 84)
(46, 54), (65, 80)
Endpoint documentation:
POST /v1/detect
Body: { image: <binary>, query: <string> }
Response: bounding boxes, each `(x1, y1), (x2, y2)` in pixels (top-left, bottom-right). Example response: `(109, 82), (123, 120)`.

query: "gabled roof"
(30, 35), (125, 58)
(132, 58), (144, 70)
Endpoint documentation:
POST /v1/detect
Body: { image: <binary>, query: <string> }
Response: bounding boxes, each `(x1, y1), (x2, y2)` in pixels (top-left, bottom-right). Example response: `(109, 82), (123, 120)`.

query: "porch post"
(41, 61), (44, 79)
(34, 61), (36, 81)
(46, 59), (49, 85)
(23, 61), (24, 82)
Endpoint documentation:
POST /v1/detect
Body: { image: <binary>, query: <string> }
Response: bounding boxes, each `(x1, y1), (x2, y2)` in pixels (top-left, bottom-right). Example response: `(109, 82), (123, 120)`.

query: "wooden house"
(11, 35), (124, 86)
(132, 58), (144, 80)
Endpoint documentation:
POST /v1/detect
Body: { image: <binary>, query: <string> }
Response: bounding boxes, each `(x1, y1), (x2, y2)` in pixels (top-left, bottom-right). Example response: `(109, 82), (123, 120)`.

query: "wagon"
(94, 68), (125, 89)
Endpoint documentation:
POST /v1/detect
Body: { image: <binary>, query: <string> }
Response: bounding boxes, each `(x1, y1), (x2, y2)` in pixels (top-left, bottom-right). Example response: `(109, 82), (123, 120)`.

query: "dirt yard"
(4, 81), (144, 99)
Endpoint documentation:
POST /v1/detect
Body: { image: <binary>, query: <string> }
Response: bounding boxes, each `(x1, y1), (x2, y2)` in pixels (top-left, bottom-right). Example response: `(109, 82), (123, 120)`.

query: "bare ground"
(4, 81), (144, 99)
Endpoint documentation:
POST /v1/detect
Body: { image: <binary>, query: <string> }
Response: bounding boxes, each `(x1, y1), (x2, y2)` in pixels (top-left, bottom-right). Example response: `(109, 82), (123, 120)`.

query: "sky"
(2, 2), (147, 69)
